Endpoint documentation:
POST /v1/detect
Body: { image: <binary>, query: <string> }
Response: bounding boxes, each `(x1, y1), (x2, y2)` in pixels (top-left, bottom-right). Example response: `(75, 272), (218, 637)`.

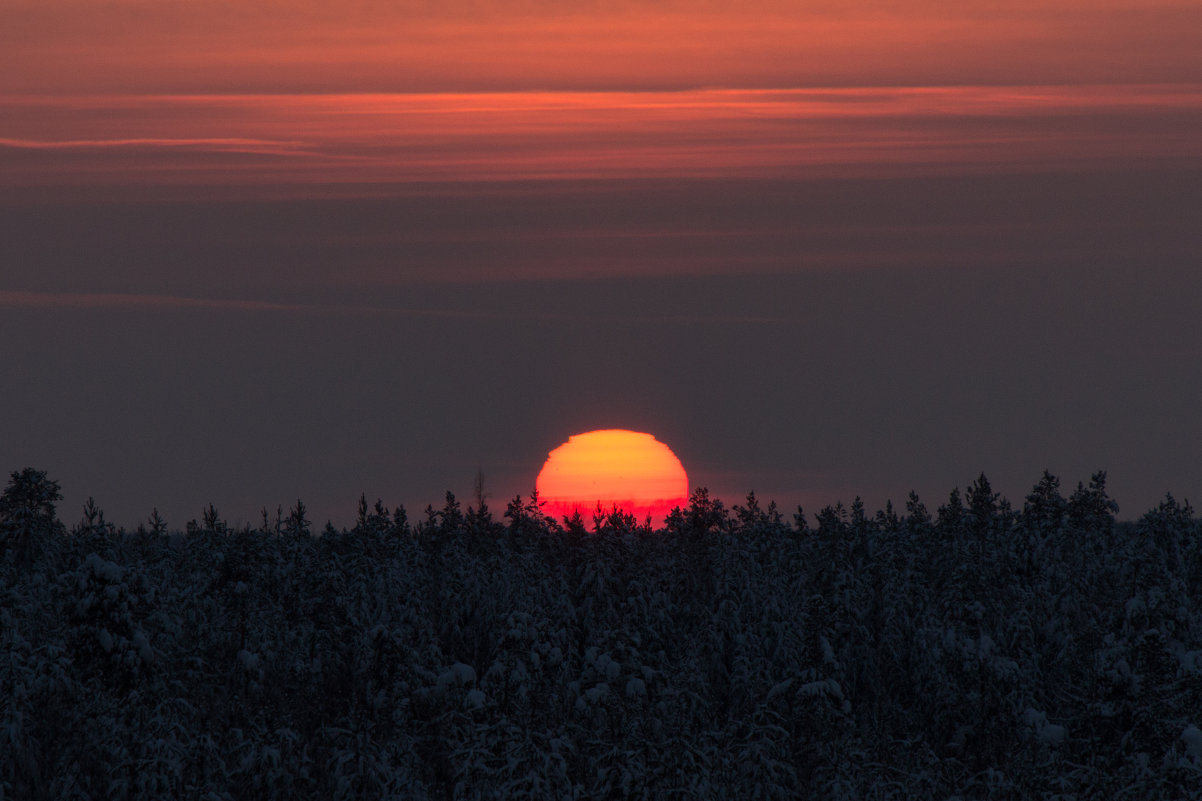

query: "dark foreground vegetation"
(2, 468), (1201, 800)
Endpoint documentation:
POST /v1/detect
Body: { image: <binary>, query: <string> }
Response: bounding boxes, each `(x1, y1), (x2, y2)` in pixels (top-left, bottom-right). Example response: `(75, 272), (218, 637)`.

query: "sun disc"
(535, 429), (689, 527)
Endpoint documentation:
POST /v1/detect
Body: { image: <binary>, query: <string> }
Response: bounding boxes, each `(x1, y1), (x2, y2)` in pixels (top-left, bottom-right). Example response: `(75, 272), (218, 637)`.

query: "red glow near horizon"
(536, 430), (689, 527)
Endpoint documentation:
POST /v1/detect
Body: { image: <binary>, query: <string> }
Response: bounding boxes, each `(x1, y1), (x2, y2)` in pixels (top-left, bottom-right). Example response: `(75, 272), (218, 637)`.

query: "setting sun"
(536, 429), (689, 526)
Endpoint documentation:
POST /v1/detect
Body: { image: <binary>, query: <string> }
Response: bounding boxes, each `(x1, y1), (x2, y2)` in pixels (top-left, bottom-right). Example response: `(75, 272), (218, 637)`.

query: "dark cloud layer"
(3, 170), (1200, 527)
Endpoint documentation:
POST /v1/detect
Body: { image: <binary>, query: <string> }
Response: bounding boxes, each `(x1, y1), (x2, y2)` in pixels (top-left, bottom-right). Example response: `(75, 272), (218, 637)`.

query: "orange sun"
(535, 429), (689, 526)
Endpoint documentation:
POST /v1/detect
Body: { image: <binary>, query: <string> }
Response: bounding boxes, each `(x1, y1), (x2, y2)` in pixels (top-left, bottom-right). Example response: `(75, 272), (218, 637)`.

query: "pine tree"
(1067, 470), (1119, 537)
(0, 467), (63, 567)
(202, 503), (226, 534)
(147, 508), (168, 536)
(904, 491), (931, 534)
(1023, 471), (1066, 534)
(286, 499), (311, 537)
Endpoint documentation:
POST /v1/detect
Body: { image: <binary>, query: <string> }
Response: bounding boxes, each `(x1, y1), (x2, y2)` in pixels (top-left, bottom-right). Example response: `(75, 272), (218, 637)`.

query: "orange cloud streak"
(3, 86), (1200, 194)
(5, 1), (1200, 194)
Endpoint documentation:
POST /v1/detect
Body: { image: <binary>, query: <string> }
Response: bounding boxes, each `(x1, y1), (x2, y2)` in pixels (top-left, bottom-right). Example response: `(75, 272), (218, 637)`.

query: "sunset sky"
(3, 0), (1201, 527)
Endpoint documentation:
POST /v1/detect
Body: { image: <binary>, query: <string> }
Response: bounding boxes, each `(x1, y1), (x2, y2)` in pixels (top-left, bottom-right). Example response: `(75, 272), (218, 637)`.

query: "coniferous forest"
(2, 468), (1201, 800)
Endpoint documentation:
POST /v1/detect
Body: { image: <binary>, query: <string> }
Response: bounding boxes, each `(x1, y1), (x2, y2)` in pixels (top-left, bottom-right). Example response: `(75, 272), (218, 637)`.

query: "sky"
(2, 0), (1201, 529)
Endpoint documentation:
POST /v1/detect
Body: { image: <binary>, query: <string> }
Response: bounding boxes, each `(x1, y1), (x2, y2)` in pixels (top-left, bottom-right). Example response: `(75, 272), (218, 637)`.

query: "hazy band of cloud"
(3, 86), (1200, 194)
(0, 137), (302, 149)
(0, 289), (796, 326)
(4, 1), (1201, 93)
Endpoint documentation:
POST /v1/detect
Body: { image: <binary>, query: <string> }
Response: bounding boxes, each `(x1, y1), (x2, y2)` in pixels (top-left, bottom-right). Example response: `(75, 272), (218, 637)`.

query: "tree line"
(2, 468), (1201, 799)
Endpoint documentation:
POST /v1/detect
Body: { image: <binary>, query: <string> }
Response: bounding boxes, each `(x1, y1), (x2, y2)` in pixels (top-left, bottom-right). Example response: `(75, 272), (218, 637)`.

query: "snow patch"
(85, 552), (123, 583)
(132, 630), (153, 663)
(798, 678), (843, 700)
(1024, 707), (1066, 746)
(1182, 724), (1202, 758)
(437, 662), (477, 692)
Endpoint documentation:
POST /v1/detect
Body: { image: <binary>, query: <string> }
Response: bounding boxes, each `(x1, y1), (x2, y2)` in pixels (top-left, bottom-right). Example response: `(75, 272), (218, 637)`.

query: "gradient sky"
(3, 0), (1201, 528)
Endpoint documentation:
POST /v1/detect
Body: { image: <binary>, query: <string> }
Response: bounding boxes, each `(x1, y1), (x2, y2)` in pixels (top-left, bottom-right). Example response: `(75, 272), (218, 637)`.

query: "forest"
(2, 468), (1201, 800)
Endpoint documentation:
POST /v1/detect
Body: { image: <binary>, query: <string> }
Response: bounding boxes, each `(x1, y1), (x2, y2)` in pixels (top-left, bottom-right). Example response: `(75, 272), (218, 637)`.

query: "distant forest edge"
(3, 467), (1201, 799)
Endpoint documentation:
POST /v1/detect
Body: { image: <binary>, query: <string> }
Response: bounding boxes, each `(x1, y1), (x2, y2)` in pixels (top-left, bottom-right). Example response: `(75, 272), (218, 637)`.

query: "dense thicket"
(2, 469), (1201, 800)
